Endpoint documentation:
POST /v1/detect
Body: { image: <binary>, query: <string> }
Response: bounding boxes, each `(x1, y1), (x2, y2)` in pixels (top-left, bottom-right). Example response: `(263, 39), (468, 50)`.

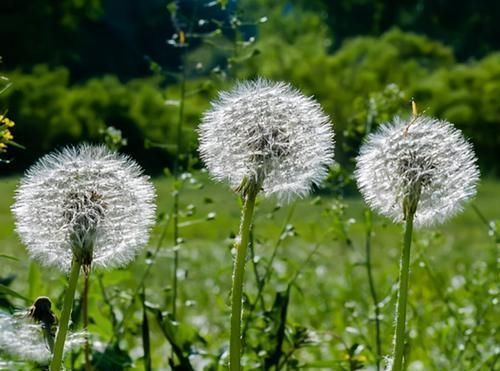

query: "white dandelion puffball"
(12, 144), (156, 271)
(0, 312), (84, 364)
(198, 79), (334, 200)
(355, 116), (479, 227)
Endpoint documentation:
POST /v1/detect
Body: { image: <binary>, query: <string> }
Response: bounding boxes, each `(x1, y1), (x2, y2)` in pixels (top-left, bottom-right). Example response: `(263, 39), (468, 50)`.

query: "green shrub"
(0, 66), (217, 173)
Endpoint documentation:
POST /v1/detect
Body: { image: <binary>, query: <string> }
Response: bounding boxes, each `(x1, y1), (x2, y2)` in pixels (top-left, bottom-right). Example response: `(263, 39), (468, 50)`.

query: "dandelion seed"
(198, 78), (334, 201)
(12, 144), (156, 271)
(0, 312), (84, 364)
(355, 116), (479, 228)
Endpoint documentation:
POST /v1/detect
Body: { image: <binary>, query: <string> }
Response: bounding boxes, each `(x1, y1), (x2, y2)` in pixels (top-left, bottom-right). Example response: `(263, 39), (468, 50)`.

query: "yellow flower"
(2, 130), (13, 141)
(0, 115), (15, 128)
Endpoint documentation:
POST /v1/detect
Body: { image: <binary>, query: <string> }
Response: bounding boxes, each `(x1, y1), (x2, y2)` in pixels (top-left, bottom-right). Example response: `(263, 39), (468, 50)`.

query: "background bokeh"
(1, 0), (499, 176)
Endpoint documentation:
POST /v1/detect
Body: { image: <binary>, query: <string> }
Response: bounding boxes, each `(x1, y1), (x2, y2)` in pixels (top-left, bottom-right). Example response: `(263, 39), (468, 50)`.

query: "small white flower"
(12, 144), (156, 271)
(355, 116), (479, 227)
(198, 79), (334, 201)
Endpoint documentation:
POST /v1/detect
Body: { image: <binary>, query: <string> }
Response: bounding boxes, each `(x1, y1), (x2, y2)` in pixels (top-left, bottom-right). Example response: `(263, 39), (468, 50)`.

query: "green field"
(0, 174), (498, 370)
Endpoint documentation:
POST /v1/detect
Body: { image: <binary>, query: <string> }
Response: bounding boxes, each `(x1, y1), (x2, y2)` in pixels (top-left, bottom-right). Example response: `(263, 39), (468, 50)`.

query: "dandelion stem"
(230, 189), (257, 371)
(391, 210), (414, 371)
(50, 258), (81, 371)
(83, 268), (91, 371)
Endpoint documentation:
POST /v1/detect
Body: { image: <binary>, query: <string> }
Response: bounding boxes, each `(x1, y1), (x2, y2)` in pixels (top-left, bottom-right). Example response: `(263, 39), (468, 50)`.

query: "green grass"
(0, 174), (498, 370)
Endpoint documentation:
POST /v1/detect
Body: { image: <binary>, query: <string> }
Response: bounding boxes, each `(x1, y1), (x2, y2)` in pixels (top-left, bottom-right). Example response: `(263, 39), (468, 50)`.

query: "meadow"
(1, 1), (499, 370)
(0, 173), (498, 370)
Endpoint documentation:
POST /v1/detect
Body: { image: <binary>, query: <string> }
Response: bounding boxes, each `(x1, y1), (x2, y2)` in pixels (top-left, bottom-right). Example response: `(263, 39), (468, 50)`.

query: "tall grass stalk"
(141, 286), (152, 371)
(230, 188), (258, 371)
(171, 62), (186, 320)
(50, 258), (81, 371)
(364, 209), (382, 370)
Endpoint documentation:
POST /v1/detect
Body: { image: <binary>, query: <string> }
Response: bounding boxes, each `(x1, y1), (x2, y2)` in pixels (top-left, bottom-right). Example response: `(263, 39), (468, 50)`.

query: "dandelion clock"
(198, 79), (334, 370)
(12, 144), (156, 370)
(355, 116), (479, 228)
(199, 79), (334, 201)
(355, 114), (479, 371)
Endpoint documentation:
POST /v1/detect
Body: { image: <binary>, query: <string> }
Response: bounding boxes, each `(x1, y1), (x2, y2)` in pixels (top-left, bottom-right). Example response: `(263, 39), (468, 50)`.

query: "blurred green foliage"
(301, 0), (500, 60)
(238, 8), (499, 172)
(2, 27), (499, 174)
(0, 0), (499, 175)
(0, 66), (219, 172)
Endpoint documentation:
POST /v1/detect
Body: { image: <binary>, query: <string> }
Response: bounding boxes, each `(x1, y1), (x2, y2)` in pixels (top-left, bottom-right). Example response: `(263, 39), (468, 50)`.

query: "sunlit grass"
(0, 174), (498, 369)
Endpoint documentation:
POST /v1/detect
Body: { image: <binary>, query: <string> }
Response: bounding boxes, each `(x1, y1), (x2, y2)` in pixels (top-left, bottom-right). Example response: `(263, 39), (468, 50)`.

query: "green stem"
(391, 211), (415, 371)
(230, 190), (257, 371)
(364, 210), (381, 371)
(172, 188), (180, 320)
(171, 60), (186, 321)
(83, 269), (91, 371)
(50, 258), (81, 371)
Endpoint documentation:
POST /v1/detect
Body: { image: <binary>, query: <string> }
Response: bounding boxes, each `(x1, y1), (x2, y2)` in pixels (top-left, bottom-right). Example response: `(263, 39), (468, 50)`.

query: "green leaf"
(264, 288), (290, 368)
(0, 284), (31, 302)
(0, 254), (18, 261)
(92, 343), (132, 370)
(149, 307), (202, 371)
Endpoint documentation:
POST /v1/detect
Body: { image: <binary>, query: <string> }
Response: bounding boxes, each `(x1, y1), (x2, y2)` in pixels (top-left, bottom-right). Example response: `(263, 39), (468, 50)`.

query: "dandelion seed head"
(383, 355), (394, 371)
(355, 116), (479, 227)
(0, 313), (84, 364)
(12, 144), (156, 271)
(198, 79), (334, 201)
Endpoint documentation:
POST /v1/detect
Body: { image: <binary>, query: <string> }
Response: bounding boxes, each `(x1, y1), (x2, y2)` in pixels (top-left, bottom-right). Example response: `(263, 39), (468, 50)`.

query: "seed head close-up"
(0, 312), (84, 365)
(198, 79), (335, 201)
(355, 116), (479, 228)
(12, 144), (156, 272)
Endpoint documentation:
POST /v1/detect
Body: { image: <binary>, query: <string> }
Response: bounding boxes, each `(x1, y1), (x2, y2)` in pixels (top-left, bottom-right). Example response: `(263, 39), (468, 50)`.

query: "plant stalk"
(171, 60), (186, 321)
(230, 189), (257, 371)
(391, 210), (415, 371)
(364, 209), (381, 371)
(83, 267), (91, 371)
(50, 258), (81, 371)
